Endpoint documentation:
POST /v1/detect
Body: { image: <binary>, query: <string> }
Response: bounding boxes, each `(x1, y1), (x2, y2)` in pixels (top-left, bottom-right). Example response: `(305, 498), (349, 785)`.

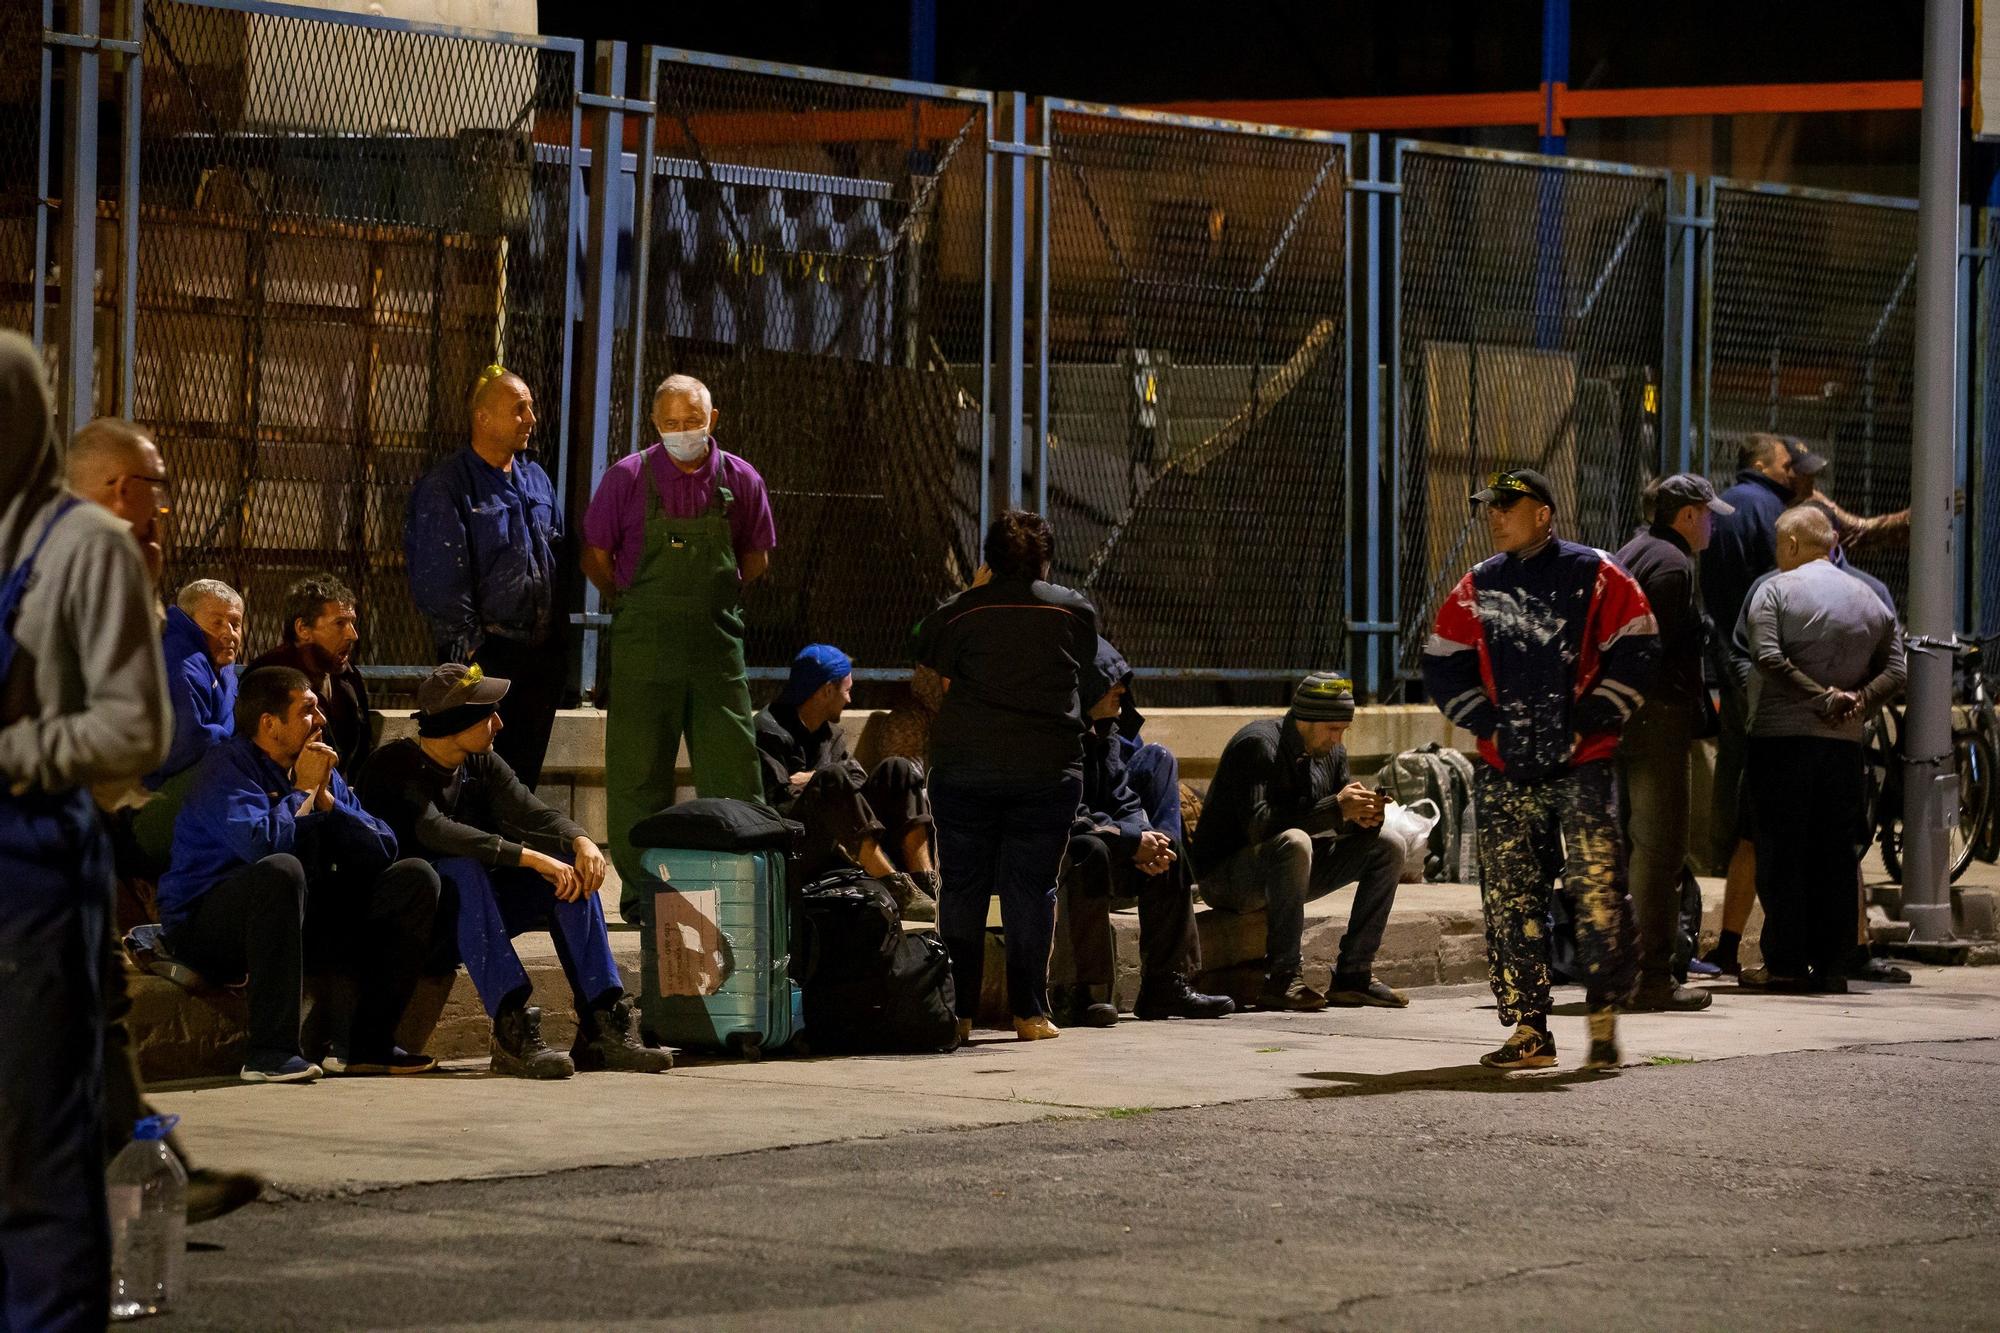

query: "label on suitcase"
(638, 846), (797, 1058)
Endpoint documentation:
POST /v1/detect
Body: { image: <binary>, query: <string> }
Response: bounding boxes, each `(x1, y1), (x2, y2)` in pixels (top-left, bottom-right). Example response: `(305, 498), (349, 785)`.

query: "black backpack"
(797, 869), (959, 1054)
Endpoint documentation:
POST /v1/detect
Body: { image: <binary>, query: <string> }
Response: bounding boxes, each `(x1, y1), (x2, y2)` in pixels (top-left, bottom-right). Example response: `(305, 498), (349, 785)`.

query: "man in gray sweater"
(0, 333), (171, 1332)
(1742, 505), (1905, 993)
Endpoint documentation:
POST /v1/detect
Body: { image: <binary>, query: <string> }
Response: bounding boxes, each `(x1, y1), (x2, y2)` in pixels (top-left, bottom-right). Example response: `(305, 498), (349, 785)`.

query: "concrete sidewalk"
(152, 965), (2000, 1199)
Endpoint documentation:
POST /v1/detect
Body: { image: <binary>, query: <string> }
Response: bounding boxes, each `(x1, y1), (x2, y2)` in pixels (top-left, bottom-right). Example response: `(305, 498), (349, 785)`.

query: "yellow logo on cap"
(463, 664), (484, 684)
(1303, 676), (1353, 695)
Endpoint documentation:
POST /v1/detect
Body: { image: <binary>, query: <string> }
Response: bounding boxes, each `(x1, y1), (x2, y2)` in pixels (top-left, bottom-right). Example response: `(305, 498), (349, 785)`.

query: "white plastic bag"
(1377, 798), (1441, 883)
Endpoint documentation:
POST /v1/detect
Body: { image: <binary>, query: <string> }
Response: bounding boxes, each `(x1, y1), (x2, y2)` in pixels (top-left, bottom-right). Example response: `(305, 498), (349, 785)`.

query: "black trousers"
(0, 793), (112, 1333)
(1747, 735), (1865, 981)
(790, 756), (933, 885)
(473, 630), (566, 791)
(1058, 832), (1199, 989)
(167, 853), (439, 1062)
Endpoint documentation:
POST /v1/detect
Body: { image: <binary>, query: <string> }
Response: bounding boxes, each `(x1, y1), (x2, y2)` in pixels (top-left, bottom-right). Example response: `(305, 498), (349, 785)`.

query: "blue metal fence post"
(57, 0), (103, 435)
(1539, 0), (1569, 157)
(1663, 172), (1698, 474)
(1958, 204), (1975, 632)
(1034, 97), (1051, 518)
(115, 0), (141, 417)
(994, 91), (1029, 521)
(574, 40), (634, 701)
(907, 0), (936, 84)
(1358, 134), (1387, 699)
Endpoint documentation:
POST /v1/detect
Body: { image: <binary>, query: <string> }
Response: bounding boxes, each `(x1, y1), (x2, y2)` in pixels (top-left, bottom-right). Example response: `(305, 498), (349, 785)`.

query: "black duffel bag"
(628, 797), (801, 854)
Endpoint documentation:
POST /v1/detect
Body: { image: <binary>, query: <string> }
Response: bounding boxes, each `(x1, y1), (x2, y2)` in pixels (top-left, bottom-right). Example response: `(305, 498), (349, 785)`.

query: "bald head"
(68, 418), (167, 539)
(1775, 503), (1835, 571)
(469, 368), (537, 461)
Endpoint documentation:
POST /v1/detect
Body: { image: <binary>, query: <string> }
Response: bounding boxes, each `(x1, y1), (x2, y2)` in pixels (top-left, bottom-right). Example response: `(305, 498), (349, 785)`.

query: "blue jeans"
(1122, 740), (1183, 844)
(435, 858), (623, 1019)
(931, 773), (1083, 1021)
(0, 790), (111, 1333)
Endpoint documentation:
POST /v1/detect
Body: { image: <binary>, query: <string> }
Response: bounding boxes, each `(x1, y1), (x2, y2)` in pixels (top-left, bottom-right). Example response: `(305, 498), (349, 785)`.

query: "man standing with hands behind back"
(583, 374), (775, 919)
(406, 366), (565, 789)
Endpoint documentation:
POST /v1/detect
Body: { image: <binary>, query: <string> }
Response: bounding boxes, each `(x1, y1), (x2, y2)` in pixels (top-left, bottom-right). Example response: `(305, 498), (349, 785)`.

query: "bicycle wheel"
(1868, 710), (1904, 883)
(1951, 724), (1994, 882)
(1977, 706), (2000, 863)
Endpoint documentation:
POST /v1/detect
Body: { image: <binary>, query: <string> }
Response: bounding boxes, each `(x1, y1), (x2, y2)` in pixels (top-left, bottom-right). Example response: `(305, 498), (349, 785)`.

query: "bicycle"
(1867, 637), (2000, 885)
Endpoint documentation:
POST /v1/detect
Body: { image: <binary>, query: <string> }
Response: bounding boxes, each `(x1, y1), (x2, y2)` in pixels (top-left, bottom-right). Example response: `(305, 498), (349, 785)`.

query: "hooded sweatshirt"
(1072, 637), (1153, 853)
(150, 604), (237, 786)
(0, 332), (170, 796)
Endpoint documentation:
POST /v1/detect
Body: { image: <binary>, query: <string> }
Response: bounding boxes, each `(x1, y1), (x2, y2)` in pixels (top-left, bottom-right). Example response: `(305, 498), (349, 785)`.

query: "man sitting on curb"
(159, 667), (440, 1083)
(249, 573), (372, 774)
(754, 643), (940, 921)
(359, 664), (671, 1079)
(1190, 674), (1406, 1012)
(1055, 636), (1233, 1027)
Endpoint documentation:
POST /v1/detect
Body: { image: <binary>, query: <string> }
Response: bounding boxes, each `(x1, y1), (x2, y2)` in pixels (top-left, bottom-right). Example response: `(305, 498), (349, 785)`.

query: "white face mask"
(660, 427), (708, 463)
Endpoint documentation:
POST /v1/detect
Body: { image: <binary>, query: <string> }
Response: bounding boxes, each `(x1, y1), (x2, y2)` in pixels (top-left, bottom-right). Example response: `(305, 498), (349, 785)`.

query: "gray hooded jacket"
(0, 332), (169, 793)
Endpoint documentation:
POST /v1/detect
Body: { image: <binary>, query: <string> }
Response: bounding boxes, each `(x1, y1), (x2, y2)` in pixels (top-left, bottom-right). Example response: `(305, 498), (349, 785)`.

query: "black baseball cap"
(1652, 472), (1735, 516)
(1470, 468), (1557, 510)
(1784, 438), (1828, 477)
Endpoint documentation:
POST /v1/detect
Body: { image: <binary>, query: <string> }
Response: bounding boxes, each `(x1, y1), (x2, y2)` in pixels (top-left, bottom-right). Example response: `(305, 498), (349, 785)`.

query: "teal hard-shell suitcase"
(637, 846), (799, 1059)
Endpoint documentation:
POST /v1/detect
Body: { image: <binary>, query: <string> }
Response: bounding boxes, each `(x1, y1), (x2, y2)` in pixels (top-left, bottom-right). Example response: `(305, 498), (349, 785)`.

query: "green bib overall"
(607, 446), (764, 921)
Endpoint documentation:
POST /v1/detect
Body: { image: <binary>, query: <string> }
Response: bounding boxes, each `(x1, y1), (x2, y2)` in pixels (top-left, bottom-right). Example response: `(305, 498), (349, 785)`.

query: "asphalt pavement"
(160, 974), (2000, 1331)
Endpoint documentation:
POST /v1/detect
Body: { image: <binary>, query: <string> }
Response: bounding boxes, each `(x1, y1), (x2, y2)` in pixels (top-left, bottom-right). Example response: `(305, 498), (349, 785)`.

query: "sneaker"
(239, 1053), (322, 1084)
(1854, 956), (1912, 984)
(1623, 981), (1713, 1013)
(1738, 967), (1814, 994)
(1480, 1024), (1556, 1069)
(323, 1047), (437, 1076)
(885, 872), (938, 924)
(572, 996), (673, 1073)
(491, 1004), (575, 1080)
(1255, 974), (1328, 1012)
(1013, 1015), (1061, 1041)
(1133, 976), (1234, 1020)
(1327, 975), (1409, 1008)
(1685, 956), (1723, 978)
(186, 1168), (265, 1225)
(1584, 1007), (1621, 1069)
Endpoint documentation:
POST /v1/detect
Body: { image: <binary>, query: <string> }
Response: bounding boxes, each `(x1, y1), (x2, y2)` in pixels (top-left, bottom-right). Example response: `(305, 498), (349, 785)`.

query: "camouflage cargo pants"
(1472, 759), (1636, 1026)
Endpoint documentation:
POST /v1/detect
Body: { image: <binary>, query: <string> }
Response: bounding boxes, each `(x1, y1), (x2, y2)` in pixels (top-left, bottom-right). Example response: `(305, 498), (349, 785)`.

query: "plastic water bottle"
(107, 1113), (186, 1321)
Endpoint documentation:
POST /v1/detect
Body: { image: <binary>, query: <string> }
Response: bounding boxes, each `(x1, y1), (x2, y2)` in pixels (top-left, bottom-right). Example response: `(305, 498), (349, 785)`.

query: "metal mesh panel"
(0, 3), (47, 349)
(1977, 212), (2000, 646)
(1396, 146), (1666, 679)
(130, 1), (577, 665)
(1703, 182), (1917, 612)
(1043, 109), (1348, 676)
(627, 55), (989, 669)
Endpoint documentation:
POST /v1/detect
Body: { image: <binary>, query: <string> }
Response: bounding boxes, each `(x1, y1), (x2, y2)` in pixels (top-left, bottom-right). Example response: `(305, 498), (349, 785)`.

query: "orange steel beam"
(1144, 80), (1936, 132)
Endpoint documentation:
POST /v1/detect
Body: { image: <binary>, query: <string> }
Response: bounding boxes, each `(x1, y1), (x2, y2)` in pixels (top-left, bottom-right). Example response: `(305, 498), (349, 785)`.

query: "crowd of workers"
(0, 328), (1921, 1328)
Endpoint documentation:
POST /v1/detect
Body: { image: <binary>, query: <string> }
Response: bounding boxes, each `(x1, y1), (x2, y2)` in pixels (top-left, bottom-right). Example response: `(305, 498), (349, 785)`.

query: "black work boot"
(572, 995), (674, 1073)
(1481, 1022), (1556, 1069)
(491, 1004), (575, 1080)
(1133, 975), (1234, 1020)
(1584, 1005), (1622, 1070)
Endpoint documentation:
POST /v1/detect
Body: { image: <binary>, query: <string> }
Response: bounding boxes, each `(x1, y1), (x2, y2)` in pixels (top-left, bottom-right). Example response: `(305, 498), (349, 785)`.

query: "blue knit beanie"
(781, 643), (852, 709)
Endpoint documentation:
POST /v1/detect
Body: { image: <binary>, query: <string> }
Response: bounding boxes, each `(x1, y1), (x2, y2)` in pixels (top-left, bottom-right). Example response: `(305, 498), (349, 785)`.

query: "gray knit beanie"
(1290, 672), (1356, 723)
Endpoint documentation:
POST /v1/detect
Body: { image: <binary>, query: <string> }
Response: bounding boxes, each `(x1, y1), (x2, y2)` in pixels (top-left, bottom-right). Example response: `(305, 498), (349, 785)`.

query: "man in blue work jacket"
(405, 365), (565, 789)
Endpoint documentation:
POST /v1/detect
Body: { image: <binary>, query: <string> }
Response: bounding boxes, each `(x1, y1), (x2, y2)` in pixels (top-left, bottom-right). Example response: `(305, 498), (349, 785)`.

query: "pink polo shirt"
(581, 441), (777, 590)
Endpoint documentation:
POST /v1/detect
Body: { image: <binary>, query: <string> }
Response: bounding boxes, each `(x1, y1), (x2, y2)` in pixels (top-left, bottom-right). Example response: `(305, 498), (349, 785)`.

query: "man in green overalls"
(582, 374), (776, 920)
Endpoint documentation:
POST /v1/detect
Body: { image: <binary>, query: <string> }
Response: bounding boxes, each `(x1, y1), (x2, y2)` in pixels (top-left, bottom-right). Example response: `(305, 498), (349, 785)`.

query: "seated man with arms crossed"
(359, 664), (671, 1079)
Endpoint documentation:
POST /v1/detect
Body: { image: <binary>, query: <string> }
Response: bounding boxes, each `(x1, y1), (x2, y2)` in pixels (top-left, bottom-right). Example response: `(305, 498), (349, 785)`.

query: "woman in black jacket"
(913, 511), (1097, 1040)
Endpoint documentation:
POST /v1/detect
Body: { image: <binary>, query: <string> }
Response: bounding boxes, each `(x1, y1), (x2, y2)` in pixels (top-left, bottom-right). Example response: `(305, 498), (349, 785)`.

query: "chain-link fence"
(0, 3), (48, 352)
(618, 51), (990, 671)
(1395, 145), (1667, 678)
(1702, 180), (1917, 613)
(1041, 104), (1348, 676)
(1976, 210), (2000, 650)
(128, 0), (580, 665)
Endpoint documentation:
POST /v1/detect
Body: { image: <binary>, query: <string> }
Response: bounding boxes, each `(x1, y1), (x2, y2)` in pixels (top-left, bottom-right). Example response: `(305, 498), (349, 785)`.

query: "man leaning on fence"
(1614, 473), (1732, 1014)
(406, 365), (566, 789)
(1423, 467), (1656, 1071)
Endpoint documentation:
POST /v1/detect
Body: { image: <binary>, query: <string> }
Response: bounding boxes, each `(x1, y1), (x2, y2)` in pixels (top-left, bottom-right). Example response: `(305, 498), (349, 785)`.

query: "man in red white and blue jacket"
(1422, 468), (1658, 1072)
